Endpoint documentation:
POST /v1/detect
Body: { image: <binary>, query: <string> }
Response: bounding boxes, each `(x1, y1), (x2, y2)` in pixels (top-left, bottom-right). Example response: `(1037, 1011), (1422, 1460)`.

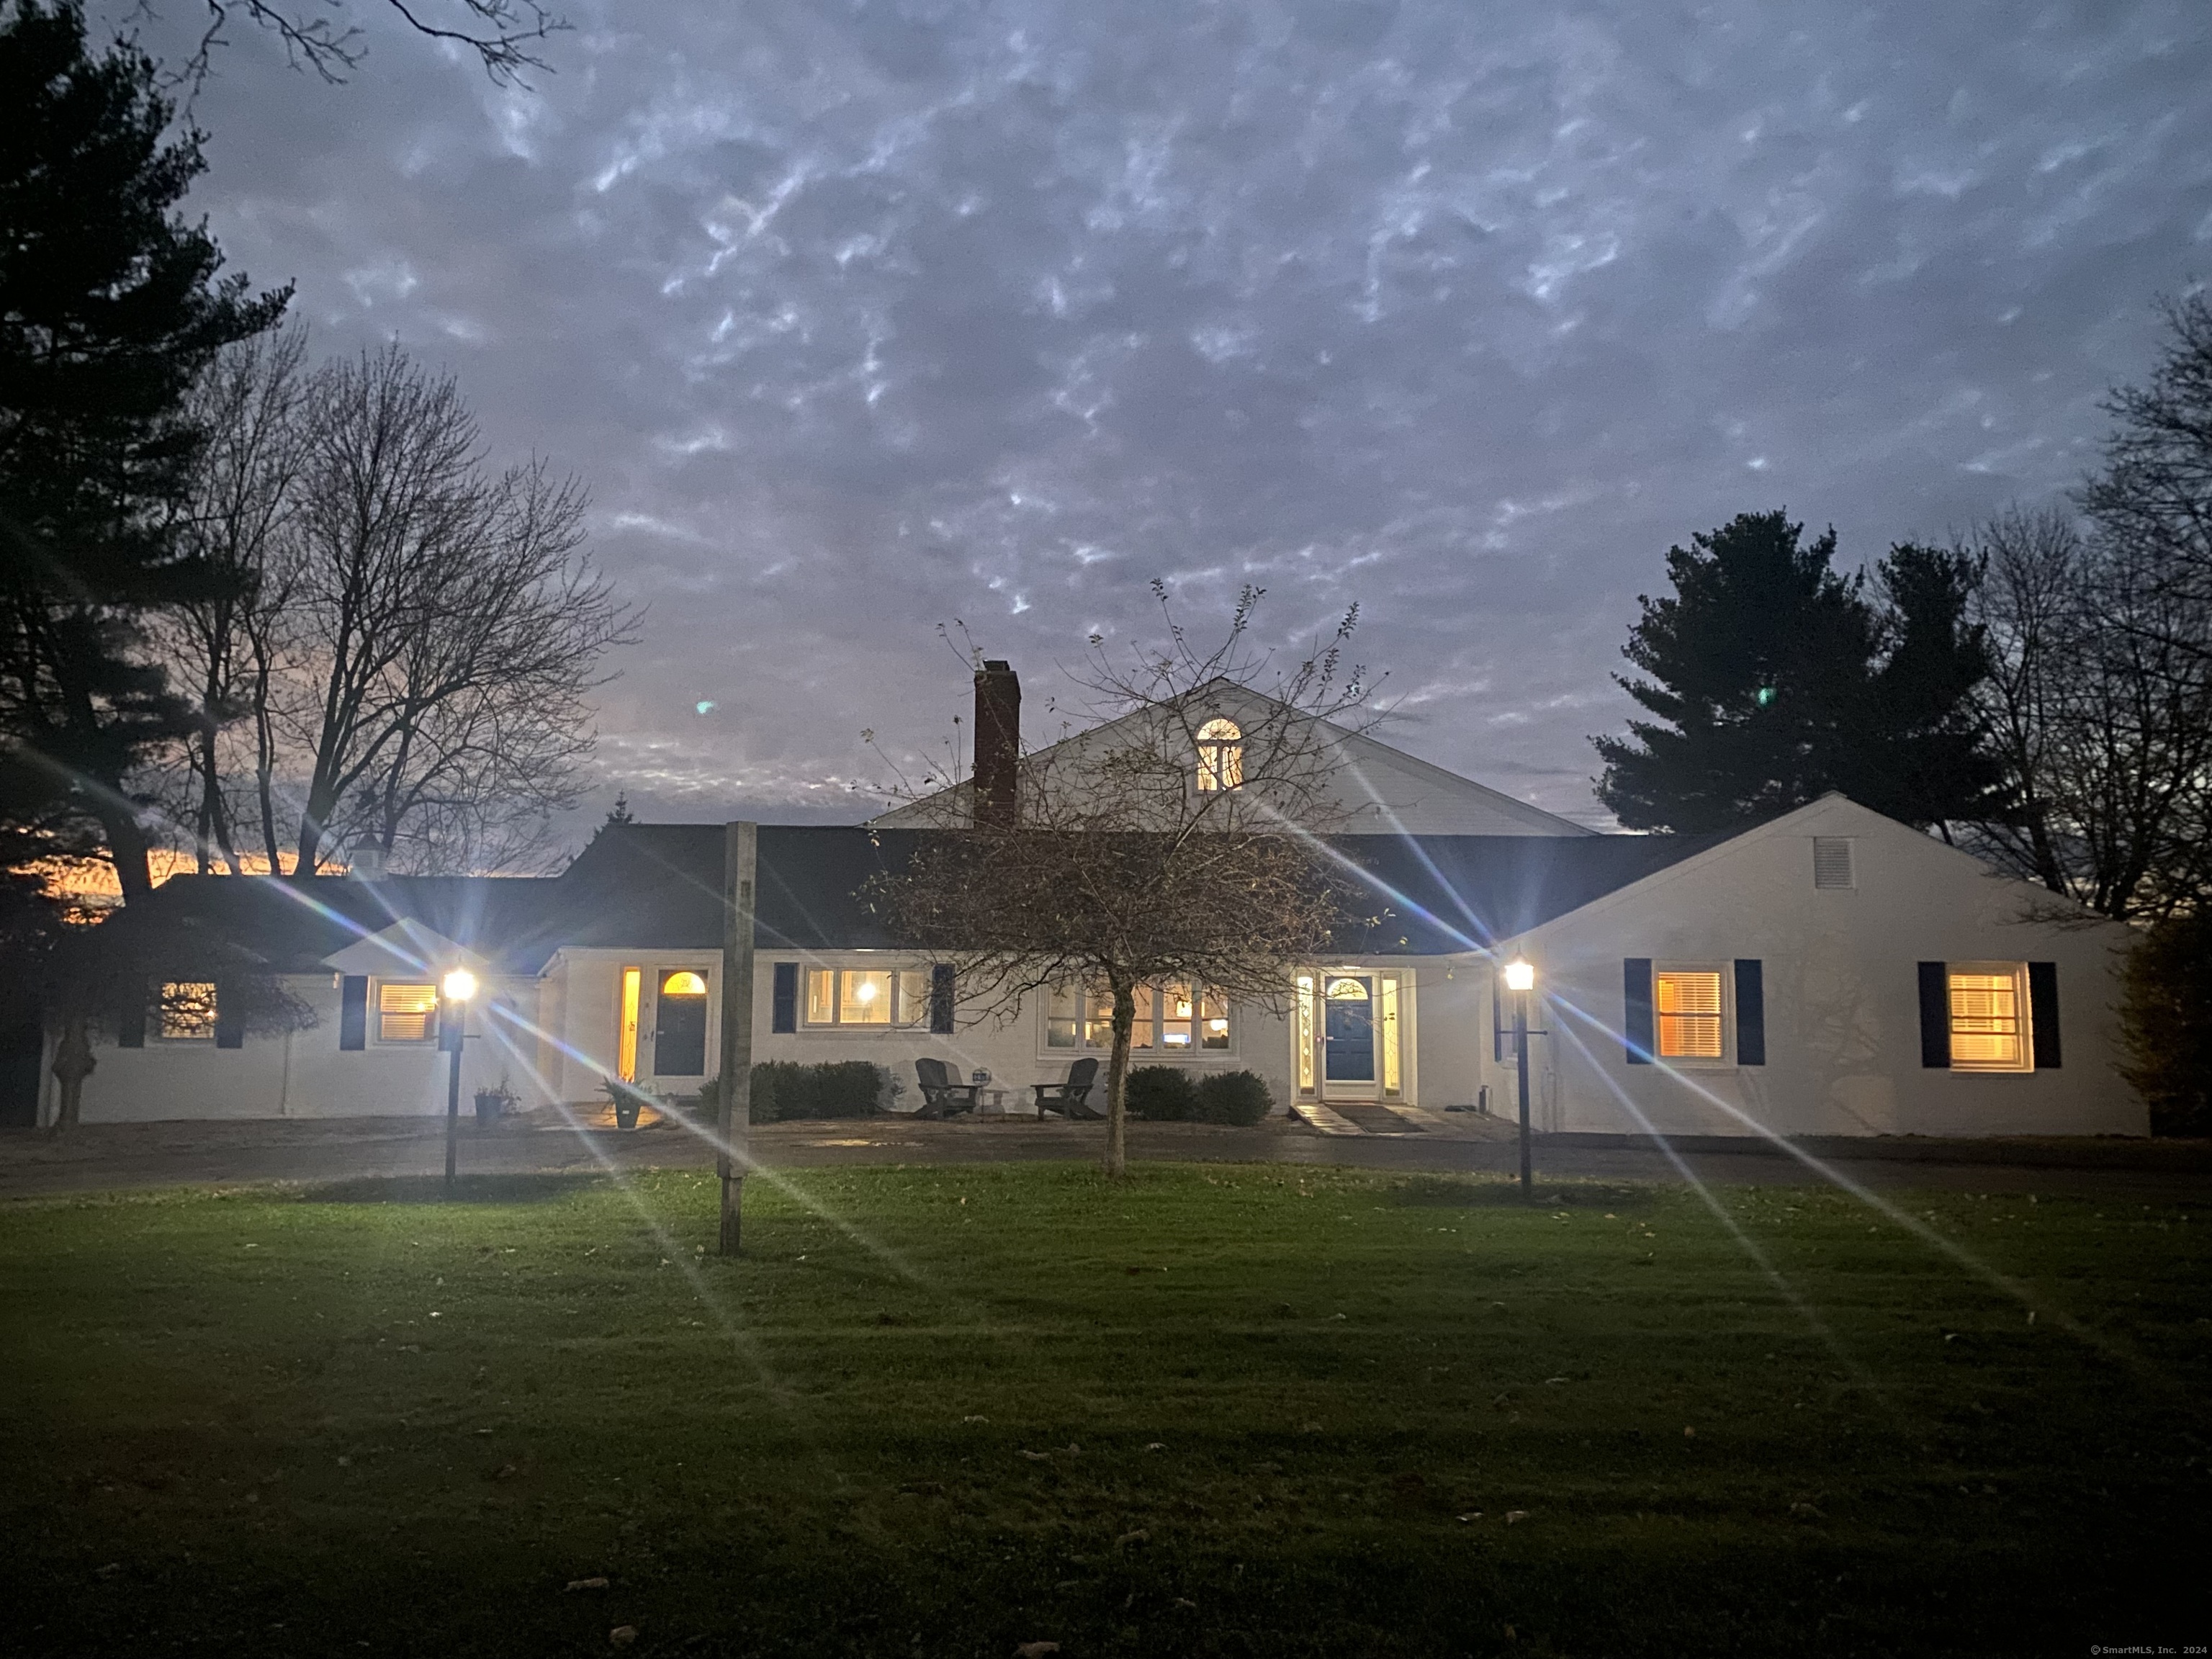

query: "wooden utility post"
(716, 822), (757, 1256)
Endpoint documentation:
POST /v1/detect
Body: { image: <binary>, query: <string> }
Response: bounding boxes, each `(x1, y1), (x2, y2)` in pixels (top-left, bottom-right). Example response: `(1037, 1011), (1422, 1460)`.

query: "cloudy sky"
(114, 0), (2212, 832)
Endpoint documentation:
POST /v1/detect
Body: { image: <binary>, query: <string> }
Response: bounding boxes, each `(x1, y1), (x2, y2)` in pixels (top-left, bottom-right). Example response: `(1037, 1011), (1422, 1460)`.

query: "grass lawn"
(1, 1161), (2207, 1658)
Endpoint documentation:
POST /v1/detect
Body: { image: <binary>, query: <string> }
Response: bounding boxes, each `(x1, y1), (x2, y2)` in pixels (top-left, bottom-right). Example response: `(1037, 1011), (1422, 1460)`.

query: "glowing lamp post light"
(440, 968), (478, 1189)
(1503, 958), (1537, 1199)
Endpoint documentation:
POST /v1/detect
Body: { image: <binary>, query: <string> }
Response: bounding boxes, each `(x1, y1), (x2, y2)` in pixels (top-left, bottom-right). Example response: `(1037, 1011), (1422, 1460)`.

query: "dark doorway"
(653, 971), (709, 1077)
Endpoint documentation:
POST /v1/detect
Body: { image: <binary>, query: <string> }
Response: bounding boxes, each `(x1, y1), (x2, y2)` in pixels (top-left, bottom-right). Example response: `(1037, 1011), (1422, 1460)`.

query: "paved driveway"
(3, 1112), (2208, 1202)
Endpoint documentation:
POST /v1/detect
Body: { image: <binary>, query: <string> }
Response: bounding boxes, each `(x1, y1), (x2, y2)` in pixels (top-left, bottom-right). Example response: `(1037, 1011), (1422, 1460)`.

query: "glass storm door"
(1322, 975), (1377, 1099)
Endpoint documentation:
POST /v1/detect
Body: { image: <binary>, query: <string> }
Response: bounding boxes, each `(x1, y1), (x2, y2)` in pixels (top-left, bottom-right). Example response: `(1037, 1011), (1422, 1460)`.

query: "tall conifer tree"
(1593, 511), (1998, 834)
(0, 1), (287, 903)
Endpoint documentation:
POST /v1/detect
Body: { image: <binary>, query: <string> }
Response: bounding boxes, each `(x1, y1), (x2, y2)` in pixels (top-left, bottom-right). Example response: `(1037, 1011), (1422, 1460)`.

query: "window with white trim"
(1045, 981), (1233, 1051)
(1948, 963), (2031, 1072)
(1195, 719), (1243, 791)
(159, 981), (218, 1041)
(1655, 968), (1726, 1061)
(377, 981), (439, 1044)
(802, 967), (934, 1029)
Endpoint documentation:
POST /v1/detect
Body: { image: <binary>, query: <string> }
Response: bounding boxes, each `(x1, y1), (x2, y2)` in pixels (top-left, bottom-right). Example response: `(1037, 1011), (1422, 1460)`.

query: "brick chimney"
(972, 659), (1020, 827)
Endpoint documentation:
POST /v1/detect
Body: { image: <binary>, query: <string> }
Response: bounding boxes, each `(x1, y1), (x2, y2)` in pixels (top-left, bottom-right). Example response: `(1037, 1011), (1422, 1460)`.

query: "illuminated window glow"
(160, 981), (218, 1041)
(1043, 981), (1231, 1052)
(661, 970), (707, 997)
(379, 981), (439, 1045)
(1655, 970), (1725, 1060)
(803, 966), (930, 1028)
(1295, 975), (1316, 1094)
(617, 968), (641, 1080)
(1379, 974), (1401, 1096)
(1195, 718), (1244, 791)
(1949, 965), (2031, 1071)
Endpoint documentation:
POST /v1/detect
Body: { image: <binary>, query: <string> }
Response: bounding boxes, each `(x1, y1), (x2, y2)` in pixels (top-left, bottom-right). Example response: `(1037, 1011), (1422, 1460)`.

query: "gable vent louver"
(1812, 837), (1855, 890)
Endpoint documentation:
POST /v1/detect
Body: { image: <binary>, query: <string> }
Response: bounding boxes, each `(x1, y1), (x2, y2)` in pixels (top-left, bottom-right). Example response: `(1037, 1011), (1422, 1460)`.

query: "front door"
(1322, 974), (1376, 1100)
(652, 970), (709, 1077)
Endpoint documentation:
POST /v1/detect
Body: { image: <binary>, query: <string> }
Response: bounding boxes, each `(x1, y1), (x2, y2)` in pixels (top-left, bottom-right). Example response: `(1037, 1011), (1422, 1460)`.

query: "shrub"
(1194, 1069), (1274, 1125)
(1123, 1065), (1200, 1120)
(2119, 912), (2212, 1137)
(749, 1060), (884, 1123)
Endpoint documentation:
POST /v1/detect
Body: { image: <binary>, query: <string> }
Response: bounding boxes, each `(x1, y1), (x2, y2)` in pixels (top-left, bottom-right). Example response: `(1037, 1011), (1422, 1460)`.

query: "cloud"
(120, 0), (2212, 832)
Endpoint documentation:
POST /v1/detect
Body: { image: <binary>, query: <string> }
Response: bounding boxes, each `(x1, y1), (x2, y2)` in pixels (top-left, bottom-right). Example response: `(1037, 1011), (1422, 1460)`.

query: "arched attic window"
(1195, 718), (1244, 792)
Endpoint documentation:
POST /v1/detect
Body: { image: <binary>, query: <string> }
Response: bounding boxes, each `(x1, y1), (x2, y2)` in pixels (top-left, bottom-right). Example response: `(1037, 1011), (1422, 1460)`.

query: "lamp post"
(440, 968), (477, 1190)
(1503, 958), (1536, 1199)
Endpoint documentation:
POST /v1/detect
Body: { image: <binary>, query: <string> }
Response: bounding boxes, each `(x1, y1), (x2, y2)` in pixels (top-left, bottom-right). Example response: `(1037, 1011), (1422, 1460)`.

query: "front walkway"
(3, 1111), (2208, 1202)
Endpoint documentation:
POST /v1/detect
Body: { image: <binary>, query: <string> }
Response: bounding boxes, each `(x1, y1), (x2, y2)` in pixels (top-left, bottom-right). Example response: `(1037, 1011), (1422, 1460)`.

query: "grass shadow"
(1389, 1174), (1659, 1210)
(294, 1173), (610, 1206)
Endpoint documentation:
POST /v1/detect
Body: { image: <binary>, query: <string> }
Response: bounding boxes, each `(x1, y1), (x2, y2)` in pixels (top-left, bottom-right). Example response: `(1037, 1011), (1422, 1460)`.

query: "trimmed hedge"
(749, 1060), (884, 1123)
(1124, 1066), (1200, 1120)
(1123, 1066), (1275, 1125)
(658, 1063), (888, 1123)
(1195, 1069), (1274, 1125)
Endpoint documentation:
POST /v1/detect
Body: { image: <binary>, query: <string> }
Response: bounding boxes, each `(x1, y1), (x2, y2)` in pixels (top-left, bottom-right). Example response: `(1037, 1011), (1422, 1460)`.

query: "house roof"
(871, 676), (1597, 837)
(1326, 830), (1732, 953)
(132, 821), (1729, 974)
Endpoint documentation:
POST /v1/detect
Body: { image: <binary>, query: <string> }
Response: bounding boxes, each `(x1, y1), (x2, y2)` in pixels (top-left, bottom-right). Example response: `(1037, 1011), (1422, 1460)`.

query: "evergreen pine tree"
(0, 1), (288, 903)
(1593, 511), (1997, 833)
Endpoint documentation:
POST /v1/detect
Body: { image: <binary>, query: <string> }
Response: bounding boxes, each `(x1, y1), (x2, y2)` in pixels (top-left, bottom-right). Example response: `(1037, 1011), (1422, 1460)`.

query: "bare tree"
(163, 0), (566, 89)
(2080, 291), (2212, 661)
(1966, 505), (2212, 920)
(282, 345), (632, 874)
(158, 324), (307, 874)
(876, 587), (1374, 1176)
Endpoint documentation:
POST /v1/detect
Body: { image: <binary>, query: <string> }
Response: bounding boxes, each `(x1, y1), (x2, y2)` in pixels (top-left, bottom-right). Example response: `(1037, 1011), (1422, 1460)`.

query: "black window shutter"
(339, 976), (368, 1050)
(930, 963), (956, 1034)
(770, 963), (798, 1034)
(2028, 962), (2062, 1069)
(1917, 962), (1950, 1069)
(117, 981), (146, 1048)
(215, 982), (245, 1049)
(1492, 976), (1504, 1063)
(1623, 958), (1654, 1064)
(1733, 960), (1766, 1066)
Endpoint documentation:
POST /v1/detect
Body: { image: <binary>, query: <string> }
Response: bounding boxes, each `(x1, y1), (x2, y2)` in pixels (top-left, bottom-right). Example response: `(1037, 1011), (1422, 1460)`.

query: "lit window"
(618, 967), (641, 1081)
(160, 982), (218, 1041)
(661, 970), (707, 998)
(842, 969), (893, 1025)
(1949, 964), (2031, 1072)
(1201, 987), (1231, 1051)
(1195, 718), (1243, 791)
(802, 967), (929, 1028)
(896, 968), (932, 1028)
(1161, 983), (1195, 1048)
(1295, 975), (1316, 1093)
(378, 982), (439, 1044)
(1655, 970), (1725, 1060)
(1043, 981), (1231, 1052)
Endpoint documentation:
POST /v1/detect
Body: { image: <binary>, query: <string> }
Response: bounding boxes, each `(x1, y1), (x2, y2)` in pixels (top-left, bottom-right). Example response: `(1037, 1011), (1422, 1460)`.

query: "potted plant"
(600, 1079), (651, 1130)
(473, 1074), (518, 1126)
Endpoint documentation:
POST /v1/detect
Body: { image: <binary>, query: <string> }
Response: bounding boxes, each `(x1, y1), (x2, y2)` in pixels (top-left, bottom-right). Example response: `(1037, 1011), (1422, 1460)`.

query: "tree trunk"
(1103, 979), (1135, 1178)
(50, 1015), (93, 1133)
(96, 805), (155, 904)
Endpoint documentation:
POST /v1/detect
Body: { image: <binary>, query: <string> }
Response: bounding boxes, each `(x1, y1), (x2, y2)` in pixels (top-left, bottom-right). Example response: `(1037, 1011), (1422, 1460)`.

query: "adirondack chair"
(1033, 1056), (1102, 1119)
(913, 1057), (982, 1119)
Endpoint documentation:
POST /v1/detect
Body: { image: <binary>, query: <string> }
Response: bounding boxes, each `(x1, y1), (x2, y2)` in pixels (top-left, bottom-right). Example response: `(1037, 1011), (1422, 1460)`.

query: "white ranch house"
(24, 662), (2144, 1139)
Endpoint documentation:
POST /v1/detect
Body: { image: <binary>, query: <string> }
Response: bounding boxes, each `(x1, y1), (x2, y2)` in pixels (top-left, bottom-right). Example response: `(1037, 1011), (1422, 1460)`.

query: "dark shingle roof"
(132, 822), (1731, 973)
(1326, 831), (1731, 953)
